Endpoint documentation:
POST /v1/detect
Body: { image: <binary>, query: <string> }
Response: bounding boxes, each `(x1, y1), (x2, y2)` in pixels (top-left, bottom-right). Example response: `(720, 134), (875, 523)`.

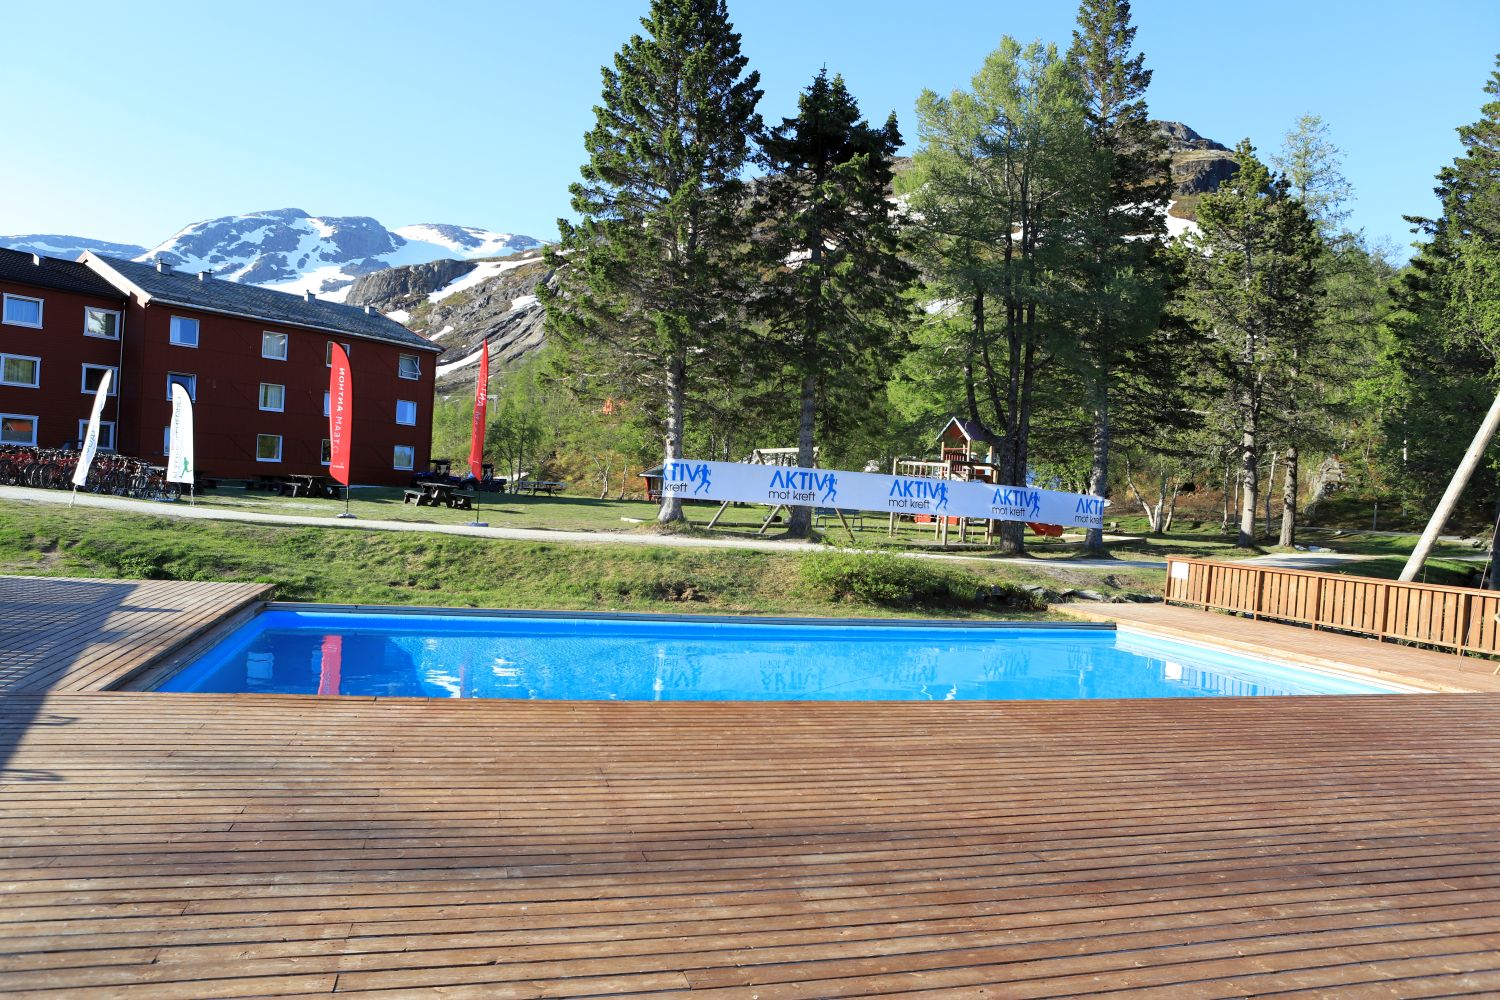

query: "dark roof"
(0, 248), (125, 299)
(84, 254), (442, 353)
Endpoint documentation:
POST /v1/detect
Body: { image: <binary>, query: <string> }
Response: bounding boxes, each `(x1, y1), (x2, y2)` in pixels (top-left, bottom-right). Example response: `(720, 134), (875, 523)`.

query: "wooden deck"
(1059, 600), (1500, 693)
(0, 576), (269, 696)
(6, 691), (1500, 996)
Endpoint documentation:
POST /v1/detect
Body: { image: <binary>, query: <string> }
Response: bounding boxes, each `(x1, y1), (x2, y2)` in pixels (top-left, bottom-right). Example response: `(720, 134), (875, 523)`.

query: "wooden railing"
(1163, 556), (1500, 656)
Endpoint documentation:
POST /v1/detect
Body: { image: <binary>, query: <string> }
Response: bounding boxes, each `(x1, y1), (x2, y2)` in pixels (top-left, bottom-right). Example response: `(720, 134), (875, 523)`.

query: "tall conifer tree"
(1175, 141), (1324, 547)
(1066, 0), (1175, 554)
(540, 0), (762, 522)
(751, 70), (914, 537)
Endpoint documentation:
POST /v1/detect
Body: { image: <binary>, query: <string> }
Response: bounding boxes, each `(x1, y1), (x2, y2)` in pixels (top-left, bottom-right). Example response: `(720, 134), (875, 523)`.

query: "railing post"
(1252, 567), (1264, 620)
(1202, 561), (1213, 611)
(1375, 582), (1388, 643)
(1310, 574), (1323, 631)
(1458, 589), (1473, 654)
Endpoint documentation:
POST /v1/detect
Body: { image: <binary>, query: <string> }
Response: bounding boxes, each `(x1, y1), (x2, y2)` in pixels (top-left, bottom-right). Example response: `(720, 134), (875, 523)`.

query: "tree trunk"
(1083, 383), (1110, 555)
(787, 372), (818, 538)
(658, 353), (686, 524)
(1238, 422), (1258, 547)
(1278, 446), (1299, 548)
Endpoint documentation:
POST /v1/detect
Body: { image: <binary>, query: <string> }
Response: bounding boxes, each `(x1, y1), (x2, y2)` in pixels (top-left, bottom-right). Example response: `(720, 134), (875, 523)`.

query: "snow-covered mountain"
(0, 235), (150, 261)
(0, 209), (543, 303)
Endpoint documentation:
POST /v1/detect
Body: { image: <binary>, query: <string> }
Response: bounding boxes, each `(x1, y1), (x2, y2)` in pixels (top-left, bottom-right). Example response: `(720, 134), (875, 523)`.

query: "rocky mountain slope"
(0, 209), (543, 302)
(345, 250), (552, 393)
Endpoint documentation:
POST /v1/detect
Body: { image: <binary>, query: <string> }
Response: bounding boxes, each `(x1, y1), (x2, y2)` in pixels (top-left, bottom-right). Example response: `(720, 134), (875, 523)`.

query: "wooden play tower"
(889, 417), (1004, 546)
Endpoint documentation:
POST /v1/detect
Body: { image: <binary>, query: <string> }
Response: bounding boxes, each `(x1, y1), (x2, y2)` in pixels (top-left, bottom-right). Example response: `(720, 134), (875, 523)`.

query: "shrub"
(797, 551), (1041, 611)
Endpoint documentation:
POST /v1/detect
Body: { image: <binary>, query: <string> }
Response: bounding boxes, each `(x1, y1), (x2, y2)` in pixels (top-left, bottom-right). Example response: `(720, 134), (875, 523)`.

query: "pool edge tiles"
(152, 606), (1407, 702)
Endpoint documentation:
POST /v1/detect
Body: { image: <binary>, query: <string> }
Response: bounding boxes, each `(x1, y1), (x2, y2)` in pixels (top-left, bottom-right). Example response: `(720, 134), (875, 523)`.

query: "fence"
(1163, 556), (1500, 656)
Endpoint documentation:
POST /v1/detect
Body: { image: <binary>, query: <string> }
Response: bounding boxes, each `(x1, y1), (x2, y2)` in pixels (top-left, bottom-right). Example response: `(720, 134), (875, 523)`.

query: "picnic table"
(513, 480), (565, 496)
(403, 481), (475, 510)
(282, 474), (340, 499)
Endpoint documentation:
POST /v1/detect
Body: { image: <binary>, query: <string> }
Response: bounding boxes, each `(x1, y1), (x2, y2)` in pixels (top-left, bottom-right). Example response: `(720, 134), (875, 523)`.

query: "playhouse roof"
(937, 416), (1004, 447)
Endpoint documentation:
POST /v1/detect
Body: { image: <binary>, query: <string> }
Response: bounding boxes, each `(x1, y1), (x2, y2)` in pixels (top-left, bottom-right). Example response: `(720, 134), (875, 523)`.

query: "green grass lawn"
(0, 501), (1168, 618)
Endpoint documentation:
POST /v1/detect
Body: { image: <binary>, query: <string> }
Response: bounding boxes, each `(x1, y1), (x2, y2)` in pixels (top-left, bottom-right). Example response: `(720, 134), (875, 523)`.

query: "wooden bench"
(402, 489), (425, 505)
(448, 492), (475, 511)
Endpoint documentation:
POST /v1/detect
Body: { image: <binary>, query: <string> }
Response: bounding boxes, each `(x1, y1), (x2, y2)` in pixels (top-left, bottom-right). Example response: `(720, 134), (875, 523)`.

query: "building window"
(262, 331), (289, 360)
(396, 399), (417, 425)
(1, 294), (42, 328)
(0, 354), (40, 388)
(77, 419), (115, 451)
(169, 315), (199, 347)
(325, 341), (351, 367)
(84, 307), (121, 340)
(163, 426), (170, 456)
(166, 372), (197, 401)
(258, 382), (285, 412)
(81, 364), (118, 395)
(320, 438), (331, 466)
(256, 434), (283, 463)
(322, 391), (330, 417)
(398, 354), (421, 380)
(0, 414), (38, 446)
(393, 445), (415, 471)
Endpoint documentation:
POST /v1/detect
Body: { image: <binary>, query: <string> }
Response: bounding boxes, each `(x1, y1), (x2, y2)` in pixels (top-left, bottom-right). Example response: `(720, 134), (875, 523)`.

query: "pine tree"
(539, 0), (762, 523)
(751, 70), (915, 537)
(1174, 140), (1324, 547)
(1273, 113), (1354, 239)
(903, 38), (1091, 554)
(1065, 0), (1177, 554)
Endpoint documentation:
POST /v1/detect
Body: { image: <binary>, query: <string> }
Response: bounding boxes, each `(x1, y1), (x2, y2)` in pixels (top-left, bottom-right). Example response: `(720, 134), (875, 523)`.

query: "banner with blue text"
(660, 460), (1107, 529)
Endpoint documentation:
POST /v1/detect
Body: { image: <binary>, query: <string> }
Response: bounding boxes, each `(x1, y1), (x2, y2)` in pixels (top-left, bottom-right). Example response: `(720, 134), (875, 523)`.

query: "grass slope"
(0, 502), (1166, 618)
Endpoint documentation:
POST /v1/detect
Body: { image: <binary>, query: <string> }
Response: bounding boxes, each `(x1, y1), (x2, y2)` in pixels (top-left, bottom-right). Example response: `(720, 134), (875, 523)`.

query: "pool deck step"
(5, 690), (1500, 996)
(0, 575), (271, 695)
(1058, 600), (1500, 693)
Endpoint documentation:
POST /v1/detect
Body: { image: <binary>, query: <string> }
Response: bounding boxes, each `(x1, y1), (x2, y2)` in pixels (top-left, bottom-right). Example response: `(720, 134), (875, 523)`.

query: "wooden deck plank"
(4, 691), (1500, 996)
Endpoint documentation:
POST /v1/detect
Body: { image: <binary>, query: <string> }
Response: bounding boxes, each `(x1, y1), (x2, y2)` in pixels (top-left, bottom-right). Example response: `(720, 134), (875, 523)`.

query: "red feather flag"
(468, 341), (489, 480)
(328, 343), (353, 486)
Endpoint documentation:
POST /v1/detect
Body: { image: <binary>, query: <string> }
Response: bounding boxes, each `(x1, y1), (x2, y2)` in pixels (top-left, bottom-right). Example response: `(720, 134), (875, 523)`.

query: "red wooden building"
(0, 248), (441, 486)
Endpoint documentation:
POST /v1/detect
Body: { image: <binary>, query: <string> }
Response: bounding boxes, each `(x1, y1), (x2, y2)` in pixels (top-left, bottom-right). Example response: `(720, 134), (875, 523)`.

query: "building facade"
(0, 248), (441, 486)
(0, 251), (129, 455)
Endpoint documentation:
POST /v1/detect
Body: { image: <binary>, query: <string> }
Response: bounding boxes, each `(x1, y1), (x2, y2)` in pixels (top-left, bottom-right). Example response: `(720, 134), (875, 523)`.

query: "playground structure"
(889, 417), (1003, 546)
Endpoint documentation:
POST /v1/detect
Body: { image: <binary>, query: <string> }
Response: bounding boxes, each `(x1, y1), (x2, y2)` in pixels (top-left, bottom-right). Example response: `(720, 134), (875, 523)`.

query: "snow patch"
(507, 294), (537, 311)
(433, 325), (455, 339)
(385, 309), (410, 324)
(436, 347), (484, 378)
(427, 256), (540, 303)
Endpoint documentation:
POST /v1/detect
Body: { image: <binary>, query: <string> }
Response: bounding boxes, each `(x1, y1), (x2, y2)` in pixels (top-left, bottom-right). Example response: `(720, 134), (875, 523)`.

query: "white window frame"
(261, 331), (288, 360)
(255, 433), (283, 463)
(77, 419), (115, 452)
(396, 399), (417, 426)
(322, 391), (330, 417)
(398, 354), (421, 380)
(325, 341), (351, 367)
(393, 445), (415, 471)
(81, 364), (118, 396)
(169, 315), (200, 348)
(83, 307), (122, 340)
(320, 438), (331, 467)
(0, 413), (38, 446)
(2, 293), (43, 329)
(163, 426), (171, 456)
(258, 382), (286, 413)
(0, 354), (41, 388)
(166, 372), (197, 401)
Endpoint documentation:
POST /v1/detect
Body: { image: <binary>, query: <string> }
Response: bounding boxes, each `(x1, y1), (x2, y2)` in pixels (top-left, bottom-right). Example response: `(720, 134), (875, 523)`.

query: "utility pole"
(1400, 388), (1500, 582)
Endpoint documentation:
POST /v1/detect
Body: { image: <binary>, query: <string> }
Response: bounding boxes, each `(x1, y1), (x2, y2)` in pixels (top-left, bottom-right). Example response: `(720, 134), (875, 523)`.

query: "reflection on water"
(161, 613), (1396, 701)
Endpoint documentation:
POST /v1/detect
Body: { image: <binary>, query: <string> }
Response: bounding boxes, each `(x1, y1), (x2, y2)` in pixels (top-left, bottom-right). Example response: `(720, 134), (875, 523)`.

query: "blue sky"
(2, 0), (1496, 258)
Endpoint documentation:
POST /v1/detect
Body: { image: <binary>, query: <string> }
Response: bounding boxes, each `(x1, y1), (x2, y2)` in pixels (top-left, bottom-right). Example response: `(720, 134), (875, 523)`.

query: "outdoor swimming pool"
(156, 609), (1402, 700)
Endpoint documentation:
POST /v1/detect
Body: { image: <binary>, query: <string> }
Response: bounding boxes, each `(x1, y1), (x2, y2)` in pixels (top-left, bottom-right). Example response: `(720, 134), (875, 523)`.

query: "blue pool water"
(158, 610), (1400, 701)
